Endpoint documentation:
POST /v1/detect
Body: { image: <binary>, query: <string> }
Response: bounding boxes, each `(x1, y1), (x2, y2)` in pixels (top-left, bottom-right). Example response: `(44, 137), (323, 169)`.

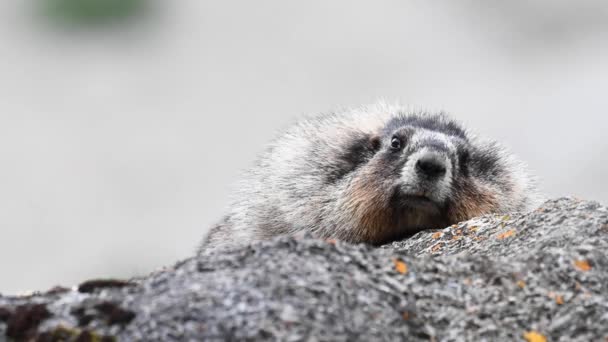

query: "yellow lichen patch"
(497, 229), (516, 240)
(555, 295), (564, 305)
(524, 331), (547, 342)
(574, 259), (592, 272)
(517, 280), (526, 289)
(393, 258), (408, 274)
(468, 226), (478, 232)
(502, 215), (511, 221)
(451, 235), (462, 241)
(431, 232), (443, 239)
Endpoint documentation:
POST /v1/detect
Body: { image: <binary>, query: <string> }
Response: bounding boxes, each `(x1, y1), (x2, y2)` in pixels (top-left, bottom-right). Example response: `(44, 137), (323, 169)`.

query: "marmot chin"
(201, 102), (542, 251)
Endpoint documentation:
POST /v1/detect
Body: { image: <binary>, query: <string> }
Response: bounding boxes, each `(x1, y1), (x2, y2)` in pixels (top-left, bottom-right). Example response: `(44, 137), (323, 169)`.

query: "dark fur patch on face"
(324, 133), (381, 184)
(383, 113), (467, 139)
(457, 147), (470, 177)
(470, 147), (501, 178)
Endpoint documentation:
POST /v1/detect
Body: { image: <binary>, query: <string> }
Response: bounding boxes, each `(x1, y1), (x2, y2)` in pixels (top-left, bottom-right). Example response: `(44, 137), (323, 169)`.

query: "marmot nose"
(415, 153), (447, 179)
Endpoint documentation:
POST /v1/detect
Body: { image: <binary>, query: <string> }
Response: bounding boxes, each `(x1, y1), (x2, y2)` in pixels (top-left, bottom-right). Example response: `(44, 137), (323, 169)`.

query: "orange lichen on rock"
(431, 232), (443, 239)
(430, 243), (443, 253)
(547, 291), (564, 305)
(574, 259), (592, 272)
(497, 229), (516, 240)
(517, 280), (526, 289)
(524, 331), (547, 342)
(393, 259), (408, 274)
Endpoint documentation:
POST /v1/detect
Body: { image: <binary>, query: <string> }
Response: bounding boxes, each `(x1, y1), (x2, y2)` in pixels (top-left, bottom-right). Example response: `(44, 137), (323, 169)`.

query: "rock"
(1, 197), (607, 341)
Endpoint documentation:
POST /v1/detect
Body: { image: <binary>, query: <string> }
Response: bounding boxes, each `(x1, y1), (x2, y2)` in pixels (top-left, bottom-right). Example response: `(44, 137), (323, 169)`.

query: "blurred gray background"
(1, 1), (607, 294)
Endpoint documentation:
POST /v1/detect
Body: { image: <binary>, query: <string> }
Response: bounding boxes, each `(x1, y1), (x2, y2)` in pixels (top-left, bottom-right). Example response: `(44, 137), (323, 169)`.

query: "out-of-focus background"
(1, 1), (607, 294)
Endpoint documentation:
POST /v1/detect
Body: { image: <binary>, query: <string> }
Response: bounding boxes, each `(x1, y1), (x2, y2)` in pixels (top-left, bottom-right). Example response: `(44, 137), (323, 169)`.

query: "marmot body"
(201, 103), (542, 251)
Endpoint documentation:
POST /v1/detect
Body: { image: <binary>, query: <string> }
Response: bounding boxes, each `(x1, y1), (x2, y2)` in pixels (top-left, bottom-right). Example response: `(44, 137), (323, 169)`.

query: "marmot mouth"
(398, 194), (441, 211)
(389, 194), (447, 236)
(390, 186), (443, 209)
(384, 188), (448, 239)
(401, 194), (434, 204)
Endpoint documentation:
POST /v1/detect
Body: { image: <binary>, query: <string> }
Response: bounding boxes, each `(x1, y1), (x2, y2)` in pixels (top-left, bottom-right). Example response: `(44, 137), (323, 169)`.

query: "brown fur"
(347, 169), (393, 243)
(448, 180), (500, 223)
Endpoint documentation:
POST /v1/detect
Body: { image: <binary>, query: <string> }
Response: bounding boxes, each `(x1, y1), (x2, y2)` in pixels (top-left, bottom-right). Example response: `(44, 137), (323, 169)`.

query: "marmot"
(200, 102), (542, 251)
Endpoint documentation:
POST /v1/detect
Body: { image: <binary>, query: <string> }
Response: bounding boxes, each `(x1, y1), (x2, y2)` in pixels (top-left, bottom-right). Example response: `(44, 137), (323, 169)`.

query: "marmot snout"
(200, 102), (542, 251)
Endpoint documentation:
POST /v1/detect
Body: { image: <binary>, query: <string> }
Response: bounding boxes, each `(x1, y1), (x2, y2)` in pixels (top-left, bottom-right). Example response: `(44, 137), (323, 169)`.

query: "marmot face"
(201, 103), (542, 251)
(336, 114), (474, 245)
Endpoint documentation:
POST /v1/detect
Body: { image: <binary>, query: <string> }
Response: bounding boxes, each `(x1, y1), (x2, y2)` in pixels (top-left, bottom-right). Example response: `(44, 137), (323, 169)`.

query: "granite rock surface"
(1, 197), (607, 341)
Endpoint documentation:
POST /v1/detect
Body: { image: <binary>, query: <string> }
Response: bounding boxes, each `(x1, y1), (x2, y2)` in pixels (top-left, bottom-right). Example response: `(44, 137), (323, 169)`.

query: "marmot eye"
(390, 137), (402, 150)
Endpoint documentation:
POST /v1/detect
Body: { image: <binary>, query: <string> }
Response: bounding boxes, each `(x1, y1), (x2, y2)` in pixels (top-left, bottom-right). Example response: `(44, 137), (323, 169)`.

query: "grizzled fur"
(201, 103), (542, 251)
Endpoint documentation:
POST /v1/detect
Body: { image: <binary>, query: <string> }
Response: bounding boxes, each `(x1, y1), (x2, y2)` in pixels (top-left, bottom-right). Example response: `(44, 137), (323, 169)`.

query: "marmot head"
(201, 104), (541, 252)
(338, 113), (503, 245)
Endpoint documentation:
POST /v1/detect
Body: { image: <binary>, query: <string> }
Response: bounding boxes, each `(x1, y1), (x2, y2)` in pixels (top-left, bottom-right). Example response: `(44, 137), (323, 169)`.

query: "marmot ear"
(370, 135), (381, 151)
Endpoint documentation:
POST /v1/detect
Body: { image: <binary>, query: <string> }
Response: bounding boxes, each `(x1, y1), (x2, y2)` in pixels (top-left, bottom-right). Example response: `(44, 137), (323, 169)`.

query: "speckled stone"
(1, 197), (607, 341)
